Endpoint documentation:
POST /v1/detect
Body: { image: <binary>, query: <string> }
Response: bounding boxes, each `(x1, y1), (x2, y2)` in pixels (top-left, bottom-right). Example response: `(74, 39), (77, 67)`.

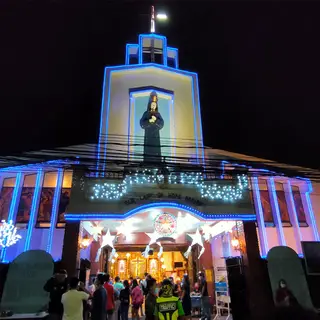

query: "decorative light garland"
(0, 220), (22, 248)
(90, 169), (248, 202)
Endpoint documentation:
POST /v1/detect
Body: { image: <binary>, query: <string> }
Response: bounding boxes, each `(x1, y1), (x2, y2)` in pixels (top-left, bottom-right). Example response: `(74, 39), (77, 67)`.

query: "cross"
(151, 6), (155, 33)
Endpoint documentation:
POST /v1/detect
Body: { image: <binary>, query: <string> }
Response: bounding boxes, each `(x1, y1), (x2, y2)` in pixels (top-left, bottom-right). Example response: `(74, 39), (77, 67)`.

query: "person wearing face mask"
(140, 91), (164, 163)
(275, 279), (298, 307)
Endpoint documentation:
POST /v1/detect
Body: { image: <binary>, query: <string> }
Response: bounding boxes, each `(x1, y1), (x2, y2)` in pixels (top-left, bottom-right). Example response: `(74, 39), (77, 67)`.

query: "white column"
(284, 180), (302, 254)
(0, 175), (5, 196)
(300, 180), (320, 241)
(251, 177), (269, 256)
(267, 177), (286, 246)
(24, 169), (44, 251)
(47, 169), (64, 254)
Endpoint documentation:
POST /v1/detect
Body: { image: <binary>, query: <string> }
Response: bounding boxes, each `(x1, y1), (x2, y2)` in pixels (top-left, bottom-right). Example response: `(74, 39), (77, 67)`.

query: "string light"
(90, 169), (248, 202)
(0, 220), (22, 248)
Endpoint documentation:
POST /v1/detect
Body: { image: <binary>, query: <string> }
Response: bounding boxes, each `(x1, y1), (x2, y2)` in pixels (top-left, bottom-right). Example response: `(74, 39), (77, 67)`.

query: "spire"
(151, 5), (155, 33)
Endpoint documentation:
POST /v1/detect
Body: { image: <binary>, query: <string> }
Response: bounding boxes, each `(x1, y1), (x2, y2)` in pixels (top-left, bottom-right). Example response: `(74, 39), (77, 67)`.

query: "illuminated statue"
(140, 91), (164, 162)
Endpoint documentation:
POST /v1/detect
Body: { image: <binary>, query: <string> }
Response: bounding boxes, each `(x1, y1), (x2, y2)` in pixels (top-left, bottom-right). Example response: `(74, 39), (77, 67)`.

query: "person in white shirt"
(61, 277), (90, 320)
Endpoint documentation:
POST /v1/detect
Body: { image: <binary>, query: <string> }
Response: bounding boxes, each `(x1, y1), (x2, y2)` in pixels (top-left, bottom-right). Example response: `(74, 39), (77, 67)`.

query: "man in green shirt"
(154, 279), (185, 320)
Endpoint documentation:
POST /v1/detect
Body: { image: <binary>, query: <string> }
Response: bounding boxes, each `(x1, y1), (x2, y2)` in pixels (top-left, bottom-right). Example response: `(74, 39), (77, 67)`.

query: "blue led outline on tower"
(97, 68), (108, 177)
(47, 169), (64, 253)
(191, 77), (199, 161)
(1, 172), (22, 261)
(195, 74), (205, 166)
(138, 34), (168, 66)
(97, 63), (203, 170)
(128, 90), (175, 162)
(125, 44), (139, 65)
(167, 47), (179, 69)
(24, 169), (44, 251)
(127, 96), (133, 161)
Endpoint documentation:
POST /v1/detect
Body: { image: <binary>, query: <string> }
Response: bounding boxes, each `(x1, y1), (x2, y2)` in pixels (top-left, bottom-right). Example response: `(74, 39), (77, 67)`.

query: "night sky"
(1, 1), (320, 169)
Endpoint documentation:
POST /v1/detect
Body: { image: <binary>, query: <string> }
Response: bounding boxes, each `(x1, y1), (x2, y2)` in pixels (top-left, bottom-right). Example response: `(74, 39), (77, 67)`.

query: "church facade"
(0, 34), (318, 301)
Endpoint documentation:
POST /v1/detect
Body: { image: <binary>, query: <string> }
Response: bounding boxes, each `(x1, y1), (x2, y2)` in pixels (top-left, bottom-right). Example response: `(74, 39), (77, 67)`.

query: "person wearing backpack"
(154, 279), (185, 320)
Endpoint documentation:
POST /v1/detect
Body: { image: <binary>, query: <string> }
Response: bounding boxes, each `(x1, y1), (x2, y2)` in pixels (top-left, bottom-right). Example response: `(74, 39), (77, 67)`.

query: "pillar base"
(61, 221), (80, 277)
(242, 221), (274, 320)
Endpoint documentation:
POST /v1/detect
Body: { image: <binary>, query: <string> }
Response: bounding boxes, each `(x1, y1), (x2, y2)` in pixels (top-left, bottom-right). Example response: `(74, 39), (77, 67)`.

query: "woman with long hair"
(181, 274), (192, 320)
(131, 279), (143, 320)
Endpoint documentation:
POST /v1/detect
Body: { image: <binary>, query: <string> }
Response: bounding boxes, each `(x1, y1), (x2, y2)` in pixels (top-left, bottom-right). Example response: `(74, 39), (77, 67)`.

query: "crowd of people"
(43, 270), (210, 320)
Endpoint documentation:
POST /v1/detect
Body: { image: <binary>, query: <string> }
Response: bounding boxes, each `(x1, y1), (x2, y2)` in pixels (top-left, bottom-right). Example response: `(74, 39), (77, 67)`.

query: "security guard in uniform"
(154, 279), (185, 320)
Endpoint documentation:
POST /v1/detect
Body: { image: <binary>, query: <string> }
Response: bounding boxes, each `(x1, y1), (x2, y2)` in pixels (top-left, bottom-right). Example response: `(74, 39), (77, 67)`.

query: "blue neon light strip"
(194, 74), (205, 165)
(125, 44), (139, 65)
(24, 169), (44, 251)
(138, 34), (168, 65)
(191, 76), (199, 163)
(252, 177), (269, 256)
(1, 172), (22, 261)
(97, 68), (108, 177)
(167, 47), (179, 69)
(65, 202), (256, 222)
(0, 160), (69, 173)
(305, 180), (320, 241)
(128, 96), (133, 160)
(268, 178), (286, 245)
(46, 169), (64, 253)
(286, 180), (303, 254)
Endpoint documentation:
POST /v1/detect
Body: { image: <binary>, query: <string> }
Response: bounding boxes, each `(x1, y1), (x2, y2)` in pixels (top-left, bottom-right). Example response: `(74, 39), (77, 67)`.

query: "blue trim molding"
(65, 202), (256, 222)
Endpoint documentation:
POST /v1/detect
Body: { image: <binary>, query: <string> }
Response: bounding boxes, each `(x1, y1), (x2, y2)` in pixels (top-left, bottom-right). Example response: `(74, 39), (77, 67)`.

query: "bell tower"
(97, 10), (203, 175)
(125, 6), (178, 67)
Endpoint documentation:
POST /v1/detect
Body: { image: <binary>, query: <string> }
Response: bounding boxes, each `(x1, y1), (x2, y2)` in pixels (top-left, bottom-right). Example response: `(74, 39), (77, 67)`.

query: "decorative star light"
(95, 248), (101, 262)
(0, 220), (21, 248)
(116, 221), (134, 240)
(201, 224), (213, 242)
(108, 248), (117, 262)
(100, 229), (115, 249)
(116, 222), (126, 235)
(157, 244), (164, 258)
(143, 233), (162, 258)
(146, 232), (160, 246)
(91, 225), (103, 241)
(184, 228), (205, 259)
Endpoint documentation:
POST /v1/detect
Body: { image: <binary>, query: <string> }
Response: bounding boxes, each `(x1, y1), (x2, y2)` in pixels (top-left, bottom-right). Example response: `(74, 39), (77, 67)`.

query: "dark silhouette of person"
(275, 279), (299, 307)
(140, 91), (164, 163)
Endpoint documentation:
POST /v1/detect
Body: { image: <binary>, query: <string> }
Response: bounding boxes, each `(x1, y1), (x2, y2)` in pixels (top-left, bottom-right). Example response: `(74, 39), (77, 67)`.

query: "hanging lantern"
(79, 235), (91, 249)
